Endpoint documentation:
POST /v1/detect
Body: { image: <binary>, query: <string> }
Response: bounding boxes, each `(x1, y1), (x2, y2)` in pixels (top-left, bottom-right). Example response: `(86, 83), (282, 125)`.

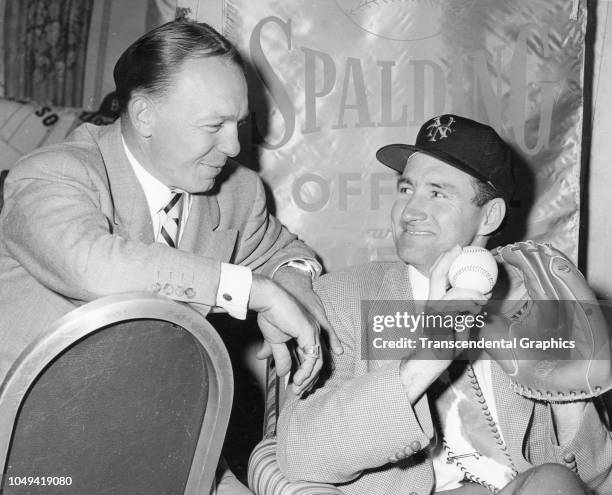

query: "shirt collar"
(121, 136), (177, 216)
(408, 264), (430, 301)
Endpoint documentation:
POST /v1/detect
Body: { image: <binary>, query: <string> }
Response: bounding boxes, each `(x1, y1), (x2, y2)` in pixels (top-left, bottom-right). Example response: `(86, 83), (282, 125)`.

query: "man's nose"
(217, 124), (241, 157)
(401, 197), (427, 222)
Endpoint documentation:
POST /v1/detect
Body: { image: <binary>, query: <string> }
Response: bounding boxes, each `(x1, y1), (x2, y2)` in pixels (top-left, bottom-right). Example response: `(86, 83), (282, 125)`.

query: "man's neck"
(120, 118), (159, 181)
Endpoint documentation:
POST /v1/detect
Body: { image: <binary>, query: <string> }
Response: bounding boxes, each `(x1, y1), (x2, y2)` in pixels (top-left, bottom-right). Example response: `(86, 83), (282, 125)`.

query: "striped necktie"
(157, 192), (183, 248)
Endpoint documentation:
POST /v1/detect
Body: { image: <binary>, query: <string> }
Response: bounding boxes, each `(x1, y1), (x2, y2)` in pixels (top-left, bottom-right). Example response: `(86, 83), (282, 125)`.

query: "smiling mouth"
(198, 162), (225, 177)
(200, 162), (224, 169)
(401, 229), (434, 237)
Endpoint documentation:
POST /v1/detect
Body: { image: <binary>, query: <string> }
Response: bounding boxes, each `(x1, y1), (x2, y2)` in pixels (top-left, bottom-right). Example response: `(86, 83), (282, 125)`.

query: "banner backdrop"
(223, 0), (586, 270)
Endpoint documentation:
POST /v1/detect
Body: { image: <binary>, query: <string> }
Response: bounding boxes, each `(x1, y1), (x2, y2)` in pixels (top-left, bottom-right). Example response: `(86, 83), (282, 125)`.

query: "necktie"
(158, 192), (183, 248)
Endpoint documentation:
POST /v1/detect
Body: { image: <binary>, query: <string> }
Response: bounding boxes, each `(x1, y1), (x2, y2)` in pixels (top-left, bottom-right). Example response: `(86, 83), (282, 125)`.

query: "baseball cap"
(376, 114), (515, 201)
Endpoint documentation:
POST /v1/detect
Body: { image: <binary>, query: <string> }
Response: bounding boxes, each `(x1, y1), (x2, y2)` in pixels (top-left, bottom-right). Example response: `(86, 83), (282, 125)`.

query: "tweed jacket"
(0, 120), (315, 383)
(276, 261), (612, 495)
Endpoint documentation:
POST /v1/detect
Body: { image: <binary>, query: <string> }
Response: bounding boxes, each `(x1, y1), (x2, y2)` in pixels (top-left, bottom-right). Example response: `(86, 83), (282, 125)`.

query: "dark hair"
(471, 176), (501, 207)
(471, 176), (509, 235)
(113, 20), (244, 113)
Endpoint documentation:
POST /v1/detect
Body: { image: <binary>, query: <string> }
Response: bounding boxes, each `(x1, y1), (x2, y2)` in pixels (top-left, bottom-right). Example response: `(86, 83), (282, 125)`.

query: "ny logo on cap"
(426, 116), (455, 142)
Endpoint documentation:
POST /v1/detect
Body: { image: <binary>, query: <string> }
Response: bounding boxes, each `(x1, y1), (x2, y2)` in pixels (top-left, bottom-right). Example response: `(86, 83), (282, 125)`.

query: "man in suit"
(276, 115), (612, 494)
(0, 19), (340, 384)
(0, 21), (341, 492)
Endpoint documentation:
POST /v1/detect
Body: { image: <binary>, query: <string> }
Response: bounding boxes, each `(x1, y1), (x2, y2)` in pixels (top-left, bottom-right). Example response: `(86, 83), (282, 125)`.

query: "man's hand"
(249, 273), (323, 395)
(399, 246), (491, 402)
(427, 245), (490, 314)
(273, 265), (344, 355)
(426, 246), (490, 356)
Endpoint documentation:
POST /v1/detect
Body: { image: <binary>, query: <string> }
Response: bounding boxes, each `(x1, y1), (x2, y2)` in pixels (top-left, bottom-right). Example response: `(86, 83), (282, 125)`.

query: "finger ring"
(301, 344), (320, 358)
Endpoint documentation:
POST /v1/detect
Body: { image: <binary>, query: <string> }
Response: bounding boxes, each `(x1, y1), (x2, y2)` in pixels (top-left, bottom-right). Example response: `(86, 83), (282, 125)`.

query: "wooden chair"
(0, 292), (233, 495)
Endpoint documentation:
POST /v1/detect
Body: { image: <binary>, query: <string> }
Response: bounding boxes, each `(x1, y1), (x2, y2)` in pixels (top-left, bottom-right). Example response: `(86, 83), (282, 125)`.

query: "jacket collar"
(97, 120), (153, 243)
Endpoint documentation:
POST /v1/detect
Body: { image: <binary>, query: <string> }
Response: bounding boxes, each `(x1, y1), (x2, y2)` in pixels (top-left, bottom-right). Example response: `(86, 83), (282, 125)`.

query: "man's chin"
(194, 165), (224, 191)
(194, 179), (216, 193)
(396, 246), (436, 269)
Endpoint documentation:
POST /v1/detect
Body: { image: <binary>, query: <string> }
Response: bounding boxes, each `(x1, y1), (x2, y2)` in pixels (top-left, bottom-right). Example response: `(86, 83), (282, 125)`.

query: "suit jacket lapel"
(366, 262), (415, 369)
(178, 194), (237, 263)
(97, 121), (154, 244)
(387, 262), (415, 301)
(491, 360), (534, 472)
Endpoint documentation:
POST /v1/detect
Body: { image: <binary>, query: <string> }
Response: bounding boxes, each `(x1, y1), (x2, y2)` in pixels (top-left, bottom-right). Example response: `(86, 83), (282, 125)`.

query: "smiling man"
(276, 115), (612, 494)
(0, 23), (336, 491)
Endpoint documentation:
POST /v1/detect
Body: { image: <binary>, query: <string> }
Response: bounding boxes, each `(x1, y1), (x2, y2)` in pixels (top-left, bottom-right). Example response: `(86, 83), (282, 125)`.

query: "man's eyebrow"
(397, 177), (412, 187)
(427, 180), (459, 192)
(197, 110), (250, 123)
(397, 177), (460, 193)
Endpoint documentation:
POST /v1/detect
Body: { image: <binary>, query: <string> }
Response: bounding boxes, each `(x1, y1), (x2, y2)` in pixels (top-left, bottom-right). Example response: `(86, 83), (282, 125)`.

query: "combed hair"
(113, 20), (244, 113)
(471, 177), (500, 207)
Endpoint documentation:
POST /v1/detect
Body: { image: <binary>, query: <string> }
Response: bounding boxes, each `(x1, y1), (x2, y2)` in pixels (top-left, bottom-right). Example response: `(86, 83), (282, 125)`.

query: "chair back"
(0, 292), (233, 495)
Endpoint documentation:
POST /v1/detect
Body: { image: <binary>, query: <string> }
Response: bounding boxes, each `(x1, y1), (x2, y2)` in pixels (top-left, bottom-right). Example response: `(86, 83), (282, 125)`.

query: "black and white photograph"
(0, 1), (611, 494)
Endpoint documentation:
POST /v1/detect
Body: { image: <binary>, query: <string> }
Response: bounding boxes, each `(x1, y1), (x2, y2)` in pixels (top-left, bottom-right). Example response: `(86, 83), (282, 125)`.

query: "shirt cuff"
(216, 263), (252, 320)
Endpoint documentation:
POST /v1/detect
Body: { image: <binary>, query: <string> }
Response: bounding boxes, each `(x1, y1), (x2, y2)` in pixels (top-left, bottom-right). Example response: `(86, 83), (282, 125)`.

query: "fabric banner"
(223, 0), (586, 269)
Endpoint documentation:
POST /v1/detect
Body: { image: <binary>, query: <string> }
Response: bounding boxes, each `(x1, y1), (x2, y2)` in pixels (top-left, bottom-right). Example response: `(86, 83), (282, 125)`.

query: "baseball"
(448, 246), (498, 293)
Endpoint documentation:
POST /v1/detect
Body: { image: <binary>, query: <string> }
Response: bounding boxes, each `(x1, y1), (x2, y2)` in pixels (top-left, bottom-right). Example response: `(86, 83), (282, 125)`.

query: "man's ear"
(477, 197), (506, 236)
(127, 94), (155, 138)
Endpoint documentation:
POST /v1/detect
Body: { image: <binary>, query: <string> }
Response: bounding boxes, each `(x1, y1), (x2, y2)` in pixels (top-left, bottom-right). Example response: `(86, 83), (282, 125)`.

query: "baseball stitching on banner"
(334, 0), (477, 41)
(344, 0), (442, 16)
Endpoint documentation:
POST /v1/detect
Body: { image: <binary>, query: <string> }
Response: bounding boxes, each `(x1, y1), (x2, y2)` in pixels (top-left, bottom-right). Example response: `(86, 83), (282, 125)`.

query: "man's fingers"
(297, 288), (343, 356)
(256, 341), (273, 360)
(430, 288), (490, 314)
(326, 327), (344, 355)
(293, 343), (319, 384)
(311, 301), (344, 355)
(292, 357), (315, 387)
(445, 287), (490, 300)
(429, 245), (461, 299)
(271, 342), (292, 377)
(291, 353), (323, 394)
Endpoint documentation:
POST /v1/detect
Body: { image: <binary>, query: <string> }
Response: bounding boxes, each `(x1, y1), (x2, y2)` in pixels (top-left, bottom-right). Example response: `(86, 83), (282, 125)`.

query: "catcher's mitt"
(482, 240), (612, 401)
